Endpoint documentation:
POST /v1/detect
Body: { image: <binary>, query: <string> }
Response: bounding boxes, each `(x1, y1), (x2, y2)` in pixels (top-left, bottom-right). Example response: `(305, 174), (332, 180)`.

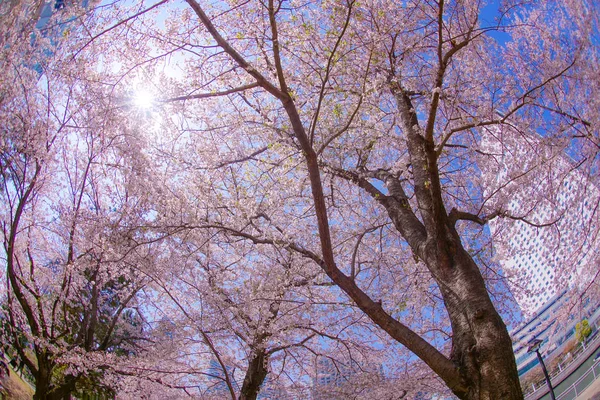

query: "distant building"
(205, 359), (288, 399)
(206, 359), (240, 397)
(510, 292), (600, 376)
(311, 357), (396, 400)
(312, 357), (355, 398)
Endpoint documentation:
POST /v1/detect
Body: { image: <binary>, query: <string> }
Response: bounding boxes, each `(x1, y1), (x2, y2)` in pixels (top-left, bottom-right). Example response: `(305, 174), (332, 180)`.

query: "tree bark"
(426, 230), (522, 399)
(33, 359), (51, 400)
(33, 353), (77, 400)
(385, 87), (523, 399)
(239, 348), (269, 400)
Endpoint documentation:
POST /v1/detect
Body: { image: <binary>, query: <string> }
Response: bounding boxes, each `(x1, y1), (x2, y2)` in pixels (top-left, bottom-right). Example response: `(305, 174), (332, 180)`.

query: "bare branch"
(448, 207), (563, 228)
(185, 0), (284, 100)
(73, 0), (171, 60)
(317, 94), (364, 156)
(308, 0), (354, 146)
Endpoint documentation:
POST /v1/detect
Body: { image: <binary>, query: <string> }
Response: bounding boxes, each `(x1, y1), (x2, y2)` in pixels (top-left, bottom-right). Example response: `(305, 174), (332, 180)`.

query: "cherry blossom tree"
(64, 0), (600, 398)
(131, 0), (597, 397)
(4, 0), (598, 398)
(133, 216), (428, 399)
(0, 20), (163, 397)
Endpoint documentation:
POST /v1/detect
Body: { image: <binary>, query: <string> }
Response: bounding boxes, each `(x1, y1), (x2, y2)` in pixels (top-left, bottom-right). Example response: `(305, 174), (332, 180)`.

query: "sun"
(133, 88), (155, 109)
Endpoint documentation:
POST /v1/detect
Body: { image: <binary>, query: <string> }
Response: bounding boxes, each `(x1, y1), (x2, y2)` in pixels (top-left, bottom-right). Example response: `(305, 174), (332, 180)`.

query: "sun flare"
(133, 88), (155, 109)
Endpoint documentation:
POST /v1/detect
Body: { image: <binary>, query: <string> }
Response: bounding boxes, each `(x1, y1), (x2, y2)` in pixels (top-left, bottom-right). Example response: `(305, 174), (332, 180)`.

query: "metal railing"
(556, 360), (600, 400)
(524, 331), (600, 398)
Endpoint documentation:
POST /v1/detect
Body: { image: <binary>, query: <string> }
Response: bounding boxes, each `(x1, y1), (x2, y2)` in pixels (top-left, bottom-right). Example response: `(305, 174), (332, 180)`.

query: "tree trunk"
(33, 362), (51, 400)
(34, 356), (76, 400)
(239, 348), (269, 400)
(48, 380), (76, 400)
(391, 88), (522, 399)
(428, 228), (523, 399)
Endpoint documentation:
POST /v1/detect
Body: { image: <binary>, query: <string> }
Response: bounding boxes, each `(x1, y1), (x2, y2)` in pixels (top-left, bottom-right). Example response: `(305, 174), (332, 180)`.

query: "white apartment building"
(482, 129), (599, 316)
(481, 128), (600, 378)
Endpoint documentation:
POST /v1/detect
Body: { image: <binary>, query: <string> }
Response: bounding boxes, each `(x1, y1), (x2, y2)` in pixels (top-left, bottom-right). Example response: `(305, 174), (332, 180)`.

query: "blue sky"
(480, 0), (513, 46)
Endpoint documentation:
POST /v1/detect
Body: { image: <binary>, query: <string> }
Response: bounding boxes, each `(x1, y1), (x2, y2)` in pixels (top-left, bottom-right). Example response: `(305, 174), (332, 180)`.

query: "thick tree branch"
(390, 84), (445, 234)
(161, 83), (260, 102)
(323, 165), (427, 252)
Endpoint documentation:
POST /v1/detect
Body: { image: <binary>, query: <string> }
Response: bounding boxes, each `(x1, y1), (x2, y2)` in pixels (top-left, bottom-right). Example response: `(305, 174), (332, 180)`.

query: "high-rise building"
(312, 357), (355, 396)
(311, 357), (392, 400)
(481, 128), (600, 378)
(483, 130), (599, 315)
